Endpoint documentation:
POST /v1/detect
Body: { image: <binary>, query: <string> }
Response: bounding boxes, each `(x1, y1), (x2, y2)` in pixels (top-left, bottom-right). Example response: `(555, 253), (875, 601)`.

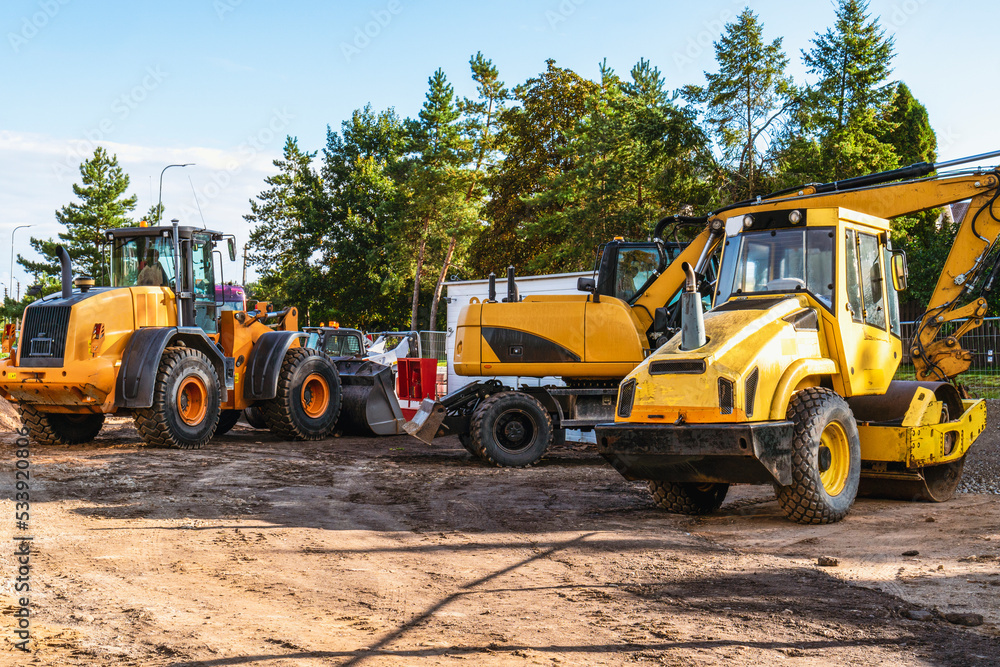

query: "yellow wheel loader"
(0, 221), (343, 448)
(406, 220), (726, 467)
(596, 150), (1000, 524)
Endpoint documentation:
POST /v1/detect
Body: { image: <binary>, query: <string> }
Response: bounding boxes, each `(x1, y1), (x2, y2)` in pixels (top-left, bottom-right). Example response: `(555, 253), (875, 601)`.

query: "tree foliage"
(684, 8), (797, 200)
(21, 147), (137, 285)
(797, 0), (898, 180)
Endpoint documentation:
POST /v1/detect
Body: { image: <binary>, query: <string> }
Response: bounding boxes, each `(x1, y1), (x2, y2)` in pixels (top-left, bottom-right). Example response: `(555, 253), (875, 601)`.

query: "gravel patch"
(957, 399), (1000, 495)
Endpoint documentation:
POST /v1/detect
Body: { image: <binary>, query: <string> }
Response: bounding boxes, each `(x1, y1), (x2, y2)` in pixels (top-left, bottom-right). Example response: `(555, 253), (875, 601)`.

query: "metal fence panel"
(419, 330), (448, 363)
(899, 318), (1000, 398)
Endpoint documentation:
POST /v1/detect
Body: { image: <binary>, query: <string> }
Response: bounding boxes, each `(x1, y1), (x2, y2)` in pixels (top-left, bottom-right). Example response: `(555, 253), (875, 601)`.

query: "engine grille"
(745, 367), (760, 417)
(649, 359), (706, 374)
(718, 378), (734, 415)
(617, 378), (636, 418)
(20, 304), (71, 368)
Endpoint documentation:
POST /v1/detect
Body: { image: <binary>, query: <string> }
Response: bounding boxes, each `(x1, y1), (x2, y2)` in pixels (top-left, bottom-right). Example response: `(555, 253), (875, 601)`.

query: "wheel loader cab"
(107, 226), (221, 335)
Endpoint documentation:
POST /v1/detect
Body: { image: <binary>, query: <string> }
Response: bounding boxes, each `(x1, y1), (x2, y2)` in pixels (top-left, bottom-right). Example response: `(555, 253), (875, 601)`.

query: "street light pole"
(157, 163), (194, 224)
(242, 243), (249, 285)
(10, 224), (32, 300)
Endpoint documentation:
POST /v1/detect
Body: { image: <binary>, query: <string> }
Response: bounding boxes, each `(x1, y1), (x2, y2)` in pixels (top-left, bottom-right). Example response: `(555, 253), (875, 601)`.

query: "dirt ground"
(2, 403), (1000, 667)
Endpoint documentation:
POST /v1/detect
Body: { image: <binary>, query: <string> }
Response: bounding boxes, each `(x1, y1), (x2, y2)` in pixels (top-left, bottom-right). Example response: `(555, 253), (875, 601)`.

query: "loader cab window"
(717, 227), (834, 309)
(190, 233), (218, 334)
(112, 236), (177, 288)
(323, 332), (364, 357)
(615, 247), (661, 302)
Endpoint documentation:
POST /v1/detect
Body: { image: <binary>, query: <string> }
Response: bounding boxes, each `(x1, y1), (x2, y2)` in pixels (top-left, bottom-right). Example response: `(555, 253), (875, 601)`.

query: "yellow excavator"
(596, 150), (1000, 523)
(406, 220), (726, 466)
(0, 221), (343, 448)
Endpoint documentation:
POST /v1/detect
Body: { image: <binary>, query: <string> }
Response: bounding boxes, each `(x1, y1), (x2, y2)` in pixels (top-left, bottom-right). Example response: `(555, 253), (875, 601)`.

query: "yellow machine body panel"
(622, 294), (827, 424)
(454, 294), (646, 378)
(857, 399), (985, 467)
(0, 286), (178, 413)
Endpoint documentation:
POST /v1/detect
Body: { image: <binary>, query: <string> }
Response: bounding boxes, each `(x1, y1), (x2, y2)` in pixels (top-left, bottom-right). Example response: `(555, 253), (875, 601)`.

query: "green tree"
(526, 59), (710, 272)
(683, 8), (798, 200)
(881, 82), (936, 166)
(425, 53), (509, 328)
(245, 137), (331, 324)
(799, 0), (897, 180)
(322, 105), (410, 330)
(20, 147), (137, 285)
(402, 68), (475, 330)
(470, 60), (600, 277)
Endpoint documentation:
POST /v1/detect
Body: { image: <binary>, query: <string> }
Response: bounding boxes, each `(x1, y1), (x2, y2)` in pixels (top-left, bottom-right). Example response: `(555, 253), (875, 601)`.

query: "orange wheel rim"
(301, 373), (330, 419)
(177, 375), (208, 426)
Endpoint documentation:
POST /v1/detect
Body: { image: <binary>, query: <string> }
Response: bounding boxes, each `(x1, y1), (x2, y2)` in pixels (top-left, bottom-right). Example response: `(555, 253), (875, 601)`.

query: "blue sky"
(1, 0), (996, 290)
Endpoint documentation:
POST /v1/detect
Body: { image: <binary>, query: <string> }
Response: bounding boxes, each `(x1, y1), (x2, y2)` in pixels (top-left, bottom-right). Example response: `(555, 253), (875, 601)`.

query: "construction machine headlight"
(788, 209), (803, 224)
(743, 215), (753, 229)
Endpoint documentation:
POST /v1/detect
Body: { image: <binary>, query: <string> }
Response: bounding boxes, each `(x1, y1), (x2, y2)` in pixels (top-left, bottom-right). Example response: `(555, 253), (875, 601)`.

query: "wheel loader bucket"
(335, 359), (405, 436)
(403, 398), (446, 444)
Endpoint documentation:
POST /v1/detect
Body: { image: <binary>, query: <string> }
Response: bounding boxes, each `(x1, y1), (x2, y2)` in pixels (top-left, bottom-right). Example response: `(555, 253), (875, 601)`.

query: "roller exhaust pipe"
(56, 245), (72, 299)
(680, 262), (706, 351)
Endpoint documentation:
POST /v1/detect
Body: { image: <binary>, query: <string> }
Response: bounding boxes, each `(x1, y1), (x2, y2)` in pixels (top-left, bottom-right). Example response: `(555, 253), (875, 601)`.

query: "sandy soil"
(1, 405), (999, 666)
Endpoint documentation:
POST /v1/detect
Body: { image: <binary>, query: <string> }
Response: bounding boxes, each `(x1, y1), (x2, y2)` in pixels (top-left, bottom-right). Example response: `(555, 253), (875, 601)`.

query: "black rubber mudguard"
(115, 327), (230, 408)
(243, 331), (308, 400)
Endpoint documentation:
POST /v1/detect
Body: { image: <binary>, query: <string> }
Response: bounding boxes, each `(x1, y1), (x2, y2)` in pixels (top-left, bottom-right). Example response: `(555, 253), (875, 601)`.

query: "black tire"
(470, 391), (552, 468)
(244, 405), (268, 429)
(458, 432), (482, 457)
(18, 404), (105, 446)
(261, 348), (342, 440)
(134, 347), (221, 449)
(775, 387), (861, 524)
(648, 480), (729, 515)
(215, 409), (243, 436)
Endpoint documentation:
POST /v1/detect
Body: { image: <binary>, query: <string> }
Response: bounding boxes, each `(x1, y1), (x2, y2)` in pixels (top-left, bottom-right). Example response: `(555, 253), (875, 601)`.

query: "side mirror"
(227, 237), (237, 262)
(653, 307), (669, 332)
(577, 277), (596, 293)
(891, 250), (908, 292)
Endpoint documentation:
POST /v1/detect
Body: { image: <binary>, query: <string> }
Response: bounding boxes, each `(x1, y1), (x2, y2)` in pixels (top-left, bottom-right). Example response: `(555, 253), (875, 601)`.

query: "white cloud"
(0, 131), (282, 290)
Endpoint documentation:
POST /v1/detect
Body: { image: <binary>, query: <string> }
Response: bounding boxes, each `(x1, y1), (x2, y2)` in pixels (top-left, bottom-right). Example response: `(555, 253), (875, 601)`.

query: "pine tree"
(881, 82), (936, 166)
(245, 137), (331, 322)
(801, 0), (897, 179)
(683, 8), (797, 200)
(526, 59), (710, 272)
(471, 60), (601, 276)
(20, 147), (137, 285)
(322, 105), (410, 330)
(425, 53), (509, 329)
(402, 68), (474, 330)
